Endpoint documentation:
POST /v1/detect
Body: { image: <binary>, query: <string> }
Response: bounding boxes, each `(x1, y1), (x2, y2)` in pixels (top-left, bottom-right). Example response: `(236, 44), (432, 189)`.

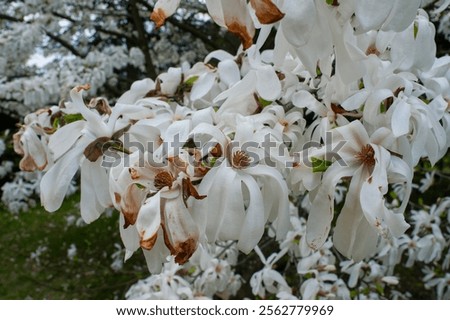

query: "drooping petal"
(306, 162), (356, 251)
(279, 0), (316, 47)
(390, 99), (411, 137)
(20, 128), (47, 171)
(355, 0), (393, 32)
(119, 214), (140, 261)
(333, 165), (378, 260)
(162, 195), (199, 264)
(40, 138), (87, 212)
(80, 158), (106, 223)
(245, 165), (290, 240)
(381, 0), (421, 32)
(136, 194), (161, 250)
(238, 173), (266, 253)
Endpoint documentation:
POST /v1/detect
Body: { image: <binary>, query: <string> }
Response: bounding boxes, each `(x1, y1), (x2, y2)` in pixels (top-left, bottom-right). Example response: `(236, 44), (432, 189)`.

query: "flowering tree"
(0, 0), (229, 119)
(11, 0), (450, 299)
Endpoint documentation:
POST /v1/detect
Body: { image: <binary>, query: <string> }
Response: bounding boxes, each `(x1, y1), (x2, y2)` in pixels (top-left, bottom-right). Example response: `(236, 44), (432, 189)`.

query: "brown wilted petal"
(19, 154), (38, 172)
(150, 8), (166, 28)
(182, 177), (206, 207)
(89, 97), (111, 115)
(173, 237), (197, 264)
(210, 143), (222, 157)
(13, 131), (24, 155)
(83, 136), (110, 162)
(75, 84), (91, 92)
(250, 0), (285, 24)
(227, 21), (254, 50)
(140, 231), (158, 250)
(121, 184), (146, 228)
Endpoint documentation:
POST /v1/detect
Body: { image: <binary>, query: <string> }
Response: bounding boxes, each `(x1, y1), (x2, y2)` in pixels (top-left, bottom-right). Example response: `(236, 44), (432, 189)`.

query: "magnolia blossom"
(306, 120), (411, 260)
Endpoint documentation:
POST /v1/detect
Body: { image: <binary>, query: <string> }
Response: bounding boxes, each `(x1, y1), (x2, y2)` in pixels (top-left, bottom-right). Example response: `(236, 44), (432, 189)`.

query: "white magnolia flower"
(194, 118), (290, 253)
(250, 246), (291, 298)
(306, 120), (411, 260)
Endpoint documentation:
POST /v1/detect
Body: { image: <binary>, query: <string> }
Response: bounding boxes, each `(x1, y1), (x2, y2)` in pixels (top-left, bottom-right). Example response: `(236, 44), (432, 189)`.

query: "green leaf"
(135, 183), (146, 190)
(258, 97), (272, 108)
(311, 157), (332, 173)
(375, 282), (384, 295)
(316, 66), (322, 76)
(326, 0), (333, 4)
(184, 75), (199, 86)
(63, 113), (84, 124)
(414, 22), (418, 39)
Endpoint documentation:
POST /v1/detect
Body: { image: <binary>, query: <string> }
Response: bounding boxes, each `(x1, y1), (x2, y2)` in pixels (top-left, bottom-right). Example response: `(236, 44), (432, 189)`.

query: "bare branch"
(129, 0), (157, 79)
(41, 28), (86, 58)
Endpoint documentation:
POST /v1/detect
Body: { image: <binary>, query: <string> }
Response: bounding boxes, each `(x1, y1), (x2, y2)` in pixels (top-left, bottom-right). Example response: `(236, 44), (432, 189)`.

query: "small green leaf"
(63, 113), (84, 124)
(203, 157), (217, 168)
(316, 66), (322, 76)
(52, 117), (60, 129)
(311, 157), (332, 173)
(326, 0), (333, 5)
(135, 183), (146, 190)
(187, 266), (197, 275)
(258, 97), (272, 108)
(375, 282), (384, 295)
(184, 75), (199, 86)
(359, 79), (365, 90)
(414, 22), (419, 39)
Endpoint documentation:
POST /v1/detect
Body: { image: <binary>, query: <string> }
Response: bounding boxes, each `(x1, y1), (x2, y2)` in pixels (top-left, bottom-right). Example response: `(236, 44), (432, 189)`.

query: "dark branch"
(0, 13), (23, 23)
(129, 0), (157, 79)
(42, 28), (86, 58)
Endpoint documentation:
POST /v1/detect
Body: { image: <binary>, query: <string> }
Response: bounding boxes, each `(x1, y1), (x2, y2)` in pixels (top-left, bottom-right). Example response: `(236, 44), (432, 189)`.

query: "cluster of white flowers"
(14, 0), (450, 299)
(126, 241), (241, 299)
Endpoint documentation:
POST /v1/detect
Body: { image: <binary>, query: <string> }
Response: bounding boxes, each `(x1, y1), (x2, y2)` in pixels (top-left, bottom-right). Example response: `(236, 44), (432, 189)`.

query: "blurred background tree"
(0, 0), (242, 127)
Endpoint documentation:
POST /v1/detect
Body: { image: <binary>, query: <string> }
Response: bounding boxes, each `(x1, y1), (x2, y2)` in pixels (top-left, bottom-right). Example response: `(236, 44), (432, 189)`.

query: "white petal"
(218, 60), (241, 87)
(341, 90), (370, 111)
(382, 0), (421, 32)
(136, 194), (161, 241)
(238, 174), (266, 253)
(119, 214), (140, 261)
(117, 78), (155, 105)
(80, 159), (104, 223)
(390, 99), (411, 137)
(49, 120), (85, 161)
(355, 0), (393, 32)
(151, 0), (181, 27)
(280, 0), (316, 47)
(306, 162), (355, 250)
(190, 72), (216, 101)
(256, 66), (281, 101)
(40, 141), (85, 212)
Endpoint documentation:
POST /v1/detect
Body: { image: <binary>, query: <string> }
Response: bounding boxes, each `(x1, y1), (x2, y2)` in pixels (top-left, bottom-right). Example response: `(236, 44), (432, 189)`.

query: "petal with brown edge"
(250, 0), (285, 24)
(150, 0), (181, 28)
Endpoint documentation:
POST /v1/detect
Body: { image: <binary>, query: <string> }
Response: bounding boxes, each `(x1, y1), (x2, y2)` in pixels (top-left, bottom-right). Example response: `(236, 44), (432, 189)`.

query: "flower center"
(355, 144), (375, 167)
(232, 150), (251, 169)
(366, 44), (380, 56)
(154, 171), (174, 190)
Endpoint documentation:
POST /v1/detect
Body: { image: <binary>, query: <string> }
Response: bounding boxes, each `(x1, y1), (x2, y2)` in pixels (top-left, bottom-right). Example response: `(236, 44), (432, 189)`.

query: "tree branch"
(0, 13), (23, 23)
(129, 0), (157, 79)
(41, 28), (86, 58)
